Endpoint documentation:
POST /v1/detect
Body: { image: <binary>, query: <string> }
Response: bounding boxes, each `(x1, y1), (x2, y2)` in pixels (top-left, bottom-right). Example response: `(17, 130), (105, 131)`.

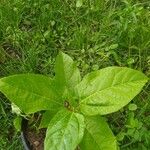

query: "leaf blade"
(0, 74), (62, 114)
(55, 51), (81, 94)
(76, 67), (148, 115)
(80, 116), (117, 150)
(44, 109), (85, 150)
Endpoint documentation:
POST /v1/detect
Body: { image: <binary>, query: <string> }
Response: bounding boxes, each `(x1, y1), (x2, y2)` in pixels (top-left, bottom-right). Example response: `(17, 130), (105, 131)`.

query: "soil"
(23, 126), (80, 150)
(24, 126), (46, 150)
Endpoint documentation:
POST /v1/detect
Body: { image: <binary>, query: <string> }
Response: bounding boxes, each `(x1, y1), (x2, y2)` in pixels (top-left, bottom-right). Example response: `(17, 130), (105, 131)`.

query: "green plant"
(0, 51), (148, 150)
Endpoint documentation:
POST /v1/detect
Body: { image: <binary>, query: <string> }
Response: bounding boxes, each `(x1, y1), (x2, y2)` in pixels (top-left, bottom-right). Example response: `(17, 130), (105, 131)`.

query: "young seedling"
(0, 51), (148, 150)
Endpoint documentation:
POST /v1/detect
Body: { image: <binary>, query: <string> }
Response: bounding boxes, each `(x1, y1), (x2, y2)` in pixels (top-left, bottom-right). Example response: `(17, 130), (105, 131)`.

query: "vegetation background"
(0, 0), (150, 149)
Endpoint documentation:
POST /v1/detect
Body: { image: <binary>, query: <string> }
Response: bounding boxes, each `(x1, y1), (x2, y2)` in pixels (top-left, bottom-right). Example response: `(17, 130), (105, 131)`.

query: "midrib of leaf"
(58, 57), (68, 89)
(86, 102), (113, 107)
(58, 113), (74, 149)
(45, 111), (70, 149)
(1, 81), (63, 106)
(61, 56), (66, 83)
(80, 79), (147, 104)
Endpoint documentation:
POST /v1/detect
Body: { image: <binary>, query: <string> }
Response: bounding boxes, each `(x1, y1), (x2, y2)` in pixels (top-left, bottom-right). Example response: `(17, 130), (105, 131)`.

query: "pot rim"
(21, 119), (32, 150)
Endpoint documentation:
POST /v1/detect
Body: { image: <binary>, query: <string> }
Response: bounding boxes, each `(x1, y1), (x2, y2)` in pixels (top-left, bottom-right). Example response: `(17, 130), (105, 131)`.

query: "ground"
(0, 0), (150, 149)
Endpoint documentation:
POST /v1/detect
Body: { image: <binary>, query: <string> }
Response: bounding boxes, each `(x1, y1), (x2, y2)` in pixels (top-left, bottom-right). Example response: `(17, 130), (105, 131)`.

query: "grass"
(0, 94), (23, 149)
(0, 0), (150, 149)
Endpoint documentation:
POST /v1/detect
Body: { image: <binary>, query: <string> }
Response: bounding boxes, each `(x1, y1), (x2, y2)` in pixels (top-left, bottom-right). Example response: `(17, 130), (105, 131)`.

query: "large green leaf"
(76, 67), (148, 115)
(80, 116), (117, 150)
(45, 109), (85, 150)
(54, 51), (81, 95)
(0, 74), (63, 114)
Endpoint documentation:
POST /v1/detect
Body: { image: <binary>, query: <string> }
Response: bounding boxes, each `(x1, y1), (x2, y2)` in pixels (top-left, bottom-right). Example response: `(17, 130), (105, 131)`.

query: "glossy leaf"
(80, 116), (117, 150)
(76, 67), (148, 115)
(55, 51), (81, 94)
(0, 74), (63, 114)
(45, 109), (85, 150)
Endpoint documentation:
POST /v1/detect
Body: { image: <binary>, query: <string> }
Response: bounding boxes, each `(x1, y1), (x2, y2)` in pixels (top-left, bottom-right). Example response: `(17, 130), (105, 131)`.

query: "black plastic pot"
(21, 119), (32, 150)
